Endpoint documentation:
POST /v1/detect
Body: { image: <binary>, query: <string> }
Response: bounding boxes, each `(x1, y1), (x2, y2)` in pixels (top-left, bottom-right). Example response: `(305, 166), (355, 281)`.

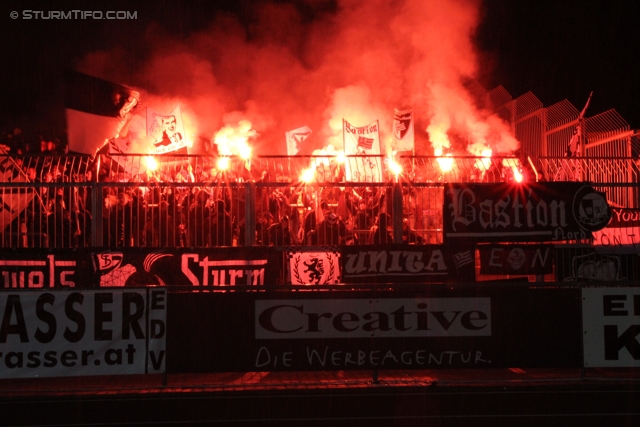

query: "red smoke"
(76, 0), (518, 156)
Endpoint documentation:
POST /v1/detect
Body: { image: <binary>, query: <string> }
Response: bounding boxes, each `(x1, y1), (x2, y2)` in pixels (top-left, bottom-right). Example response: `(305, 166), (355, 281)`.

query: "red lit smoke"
(76, 0), (518, 156)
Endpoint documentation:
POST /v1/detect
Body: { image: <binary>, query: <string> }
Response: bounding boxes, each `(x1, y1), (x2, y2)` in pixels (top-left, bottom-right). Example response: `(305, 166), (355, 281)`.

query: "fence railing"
(1, 154), (638, 251)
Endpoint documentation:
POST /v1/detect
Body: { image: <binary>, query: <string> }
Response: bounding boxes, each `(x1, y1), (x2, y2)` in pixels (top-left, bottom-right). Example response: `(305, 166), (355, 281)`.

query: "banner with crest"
(342, 119), (383, 182)
(392, 108), (414, 153)
(288, 250), (341, 285)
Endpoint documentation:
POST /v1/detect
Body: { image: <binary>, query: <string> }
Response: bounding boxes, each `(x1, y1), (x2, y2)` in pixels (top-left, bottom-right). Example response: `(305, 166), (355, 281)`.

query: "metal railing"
(0, 153), (638, 251)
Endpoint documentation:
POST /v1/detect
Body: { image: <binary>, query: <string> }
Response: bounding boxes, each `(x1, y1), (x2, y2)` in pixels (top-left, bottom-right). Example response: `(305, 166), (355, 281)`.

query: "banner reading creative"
(0, 289), (166, 378)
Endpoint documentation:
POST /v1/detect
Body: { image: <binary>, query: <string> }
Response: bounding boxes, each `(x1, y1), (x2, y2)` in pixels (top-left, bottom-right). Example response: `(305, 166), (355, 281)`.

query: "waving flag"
(285, 126), (312, 155)
(65, 70), (140, 155)
(392, 108), (414, 153)
(0, 154), (34, 231)
(343, 119), (382, 182)
(566, 92), (593, 157)
(556, 92), (593, 181)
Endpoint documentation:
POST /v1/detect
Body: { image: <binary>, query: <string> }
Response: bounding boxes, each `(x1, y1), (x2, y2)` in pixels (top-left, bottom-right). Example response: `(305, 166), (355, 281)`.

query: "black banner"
(92, 247), (282, 288)
(339, 244), (475, 283)
(443, 182), (611, 243)
(0, 250), (89, 290)
(0, 248), (282, 289)
(555, 247), (640, 282)
(478, 244), (554, 275)
(592, 207), (640, 253)
(167, 288), (583, 372)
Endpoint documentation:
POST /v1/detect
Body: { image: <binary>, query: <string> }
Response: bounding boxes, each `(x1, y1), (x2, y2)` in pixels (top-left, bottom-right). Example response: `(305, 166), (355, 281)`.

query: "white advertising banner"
(582, 287), (640, 367)
(255, 298), (491, 339)
(0, 289), (167, 378)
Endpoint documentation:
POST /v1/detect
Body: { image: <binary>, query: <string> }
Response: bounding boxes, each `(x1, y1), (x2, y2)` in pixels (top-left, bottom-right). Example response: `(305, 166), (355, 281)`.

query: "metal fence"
(2, 153), (640, 283)
(0, 153), (636, 249)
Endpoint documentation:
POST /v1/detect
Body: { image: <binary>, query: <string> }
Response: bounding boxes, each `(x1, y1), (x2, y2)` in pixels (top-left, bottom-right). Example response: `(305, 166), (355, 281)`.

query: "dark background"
(1, 0), (638, 142)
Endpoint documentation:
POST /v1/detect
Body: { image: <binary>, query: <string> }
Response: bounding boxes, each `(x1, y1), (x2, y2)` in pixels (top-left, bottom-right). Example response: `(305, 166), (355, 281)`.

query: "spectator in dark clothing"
(146, 201), (178, 247)
(401, 219), (425, 245)
(209, 199), (234, 246)
(266, 214), (291, 246)
(315, 212), (346, 245)
(369, 213), (393, 244)
(187, 190), (210, 247)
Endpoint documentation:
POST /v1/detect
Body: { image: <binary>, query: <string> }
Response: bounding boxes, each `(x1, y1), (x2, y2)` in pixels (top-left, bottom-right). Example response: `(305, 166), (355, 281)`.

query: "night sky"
(1, 0), (639, 145)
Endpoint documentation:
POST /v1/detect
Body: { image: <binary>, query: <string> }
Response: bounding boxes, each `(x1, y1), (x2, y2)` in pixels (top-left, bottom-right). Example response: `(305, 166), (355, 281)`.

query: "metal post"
(244, 181), (256, 246)
(91, 182), (103, 247)
(392, 182), (403, 244)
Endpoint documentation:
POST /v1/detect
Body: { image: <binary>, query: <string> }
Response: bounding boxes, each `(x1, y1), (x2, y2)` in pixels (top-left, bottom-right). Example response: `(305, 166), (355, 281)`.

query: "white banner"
(0, 289), (167, 378)
(582, 287), (640, 367)
(392, 108), (414, 153)
(255, 298), (491, 339)
(343, 119), (383, 182)
(147, 105), (187, 154)
(288, 251), (340, 285)
(285, 126), (312, 156)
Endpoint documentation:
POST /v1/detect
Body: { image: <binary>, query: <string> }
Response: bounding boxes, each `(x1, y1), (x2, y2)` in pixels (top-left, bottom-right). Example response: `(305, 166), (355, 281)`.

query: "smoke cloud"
(76, 0), (518, 156)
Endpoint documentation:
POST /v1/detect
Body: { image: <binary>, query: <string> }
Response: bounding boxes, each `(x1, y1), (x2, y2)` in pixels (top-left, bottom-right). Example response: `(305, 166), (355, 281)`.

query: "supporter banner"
(343, 119), (383, 182)
(339, 244), (475, 283)
(93, 247), (280, 288)
(478, 244), (554, 275)
(147, 105), (188, 155)
(582, 287), (640, 367)
(593, 207), (640, 254)
(555, 247), (640, 282)
(167, 287), (582, 372)
(443, 182), (611, 243)
(392, 108), (414, 153)
(288, 250), (341, 285)
(65, 70), (140, 155)
(0, 289), (166, 378)
(285, 126), (312, 156)
(0, 251), (84, 290)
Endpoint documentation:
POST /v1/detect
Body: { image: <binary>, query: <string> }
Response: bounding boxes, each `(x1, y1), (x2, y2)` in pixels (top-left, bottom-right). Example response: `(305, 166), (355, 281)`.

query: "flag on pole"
(285, 126), (312, 155)
(65, 70), (140, 155)
(566, 91), (593, 157)
(343, 119), (382, 182)
(556, 92), (593, 181)
(392, 108), (414, 153)
(0, 154), (34, 231)
(147, 105), (188, 154)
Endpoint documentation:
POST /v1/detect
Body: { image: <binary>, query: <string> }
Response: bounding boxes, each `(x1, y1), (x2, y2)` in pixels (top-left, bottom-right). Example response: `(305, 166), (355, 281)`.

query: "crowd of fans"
(0, 128), (434, 249)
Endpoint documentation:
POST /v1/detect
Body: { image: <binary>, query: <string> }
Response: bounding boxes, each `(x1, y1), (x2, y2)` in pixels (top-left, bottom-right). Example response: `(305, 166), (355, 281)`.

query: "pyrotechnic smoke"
(76, 0), (519, 156)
